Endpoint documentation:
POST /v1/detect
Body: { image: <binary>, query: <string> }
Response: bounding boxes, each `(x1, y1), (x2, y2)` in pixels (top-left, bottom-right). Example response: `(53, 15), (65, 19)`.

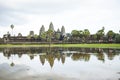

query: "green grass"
(0, 44), (120, 48)
(56, 44), (120, 48)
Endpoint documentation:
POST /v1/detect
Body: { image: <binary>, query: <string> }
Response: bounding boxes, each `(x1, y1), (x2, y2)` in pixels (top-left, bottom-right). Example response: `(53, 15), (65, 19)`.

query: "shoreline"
(0, 44), (120, 49)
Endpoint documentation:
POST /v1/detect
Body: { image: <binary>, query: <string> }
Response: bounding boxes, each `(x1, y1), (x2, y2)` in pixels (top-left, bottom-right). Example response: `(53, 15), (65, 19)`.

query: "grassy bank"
(0, 44), (120, 48)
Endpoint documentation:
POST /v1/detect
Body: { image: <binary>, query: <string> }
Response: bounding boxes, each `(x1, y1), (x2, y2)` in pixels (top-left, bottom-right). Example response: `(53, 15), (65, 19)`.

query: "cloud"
(0, 0), (81, 26)
(0, 5), (28, 26)
(0, 0), (80, 14)
(0, 0), (120, 37)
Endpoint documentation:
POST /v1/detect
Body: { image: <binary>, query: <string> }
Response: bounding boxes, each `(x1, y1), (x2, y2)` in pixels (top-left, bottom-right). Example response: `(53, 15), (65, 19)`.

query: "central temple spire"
(49, 22), (54, 32)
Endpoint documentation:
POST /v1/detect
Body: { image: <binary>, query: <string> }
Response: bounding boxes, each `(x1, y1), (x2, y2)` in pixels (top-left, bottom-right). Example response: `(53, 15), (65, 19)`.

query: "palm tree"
(47, 29), (54, 47)
(96, 27), (105, 42)
(79, 30), (84, 38)
(10, 24), (14, 36)
(10, 62), (15, 67)
(40, 32), (47, 41)
(10, 54), (15, 67)
(83, 29), (90, 43)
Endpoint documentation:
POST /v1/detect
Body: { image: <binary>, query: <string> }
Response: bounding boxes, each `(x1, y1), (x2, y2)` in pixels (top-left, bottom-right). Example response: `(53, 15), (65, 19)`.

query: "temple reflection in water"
(1, 47), (120, 68)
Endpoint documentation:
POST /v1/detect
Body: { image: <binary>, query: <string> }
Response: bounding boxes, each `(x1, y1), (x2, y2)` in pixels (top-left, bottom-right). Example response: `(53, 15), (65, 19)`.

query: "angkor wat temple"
(0, 22), (120, 44)
(2, 22), (66, 44)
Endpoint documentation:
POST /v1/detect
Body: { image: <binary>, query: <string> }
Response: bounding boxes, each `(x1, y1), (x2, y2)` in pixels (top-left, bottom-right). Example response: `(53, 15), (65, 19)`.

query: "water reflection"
(1, 47), (120, 68)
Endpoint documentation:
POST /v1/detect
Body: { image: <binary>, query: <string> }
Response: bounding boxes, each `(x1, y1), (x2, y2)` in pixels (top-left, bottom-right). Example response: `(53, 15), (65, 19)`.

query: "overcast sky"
(0, 0), (120, 37)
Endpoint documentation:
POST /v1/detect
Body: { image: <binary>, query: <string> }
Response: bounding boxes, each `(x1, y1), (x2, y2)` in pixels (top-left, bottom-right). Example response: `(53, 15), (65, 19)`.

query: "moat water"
(0, 47), (120, 80)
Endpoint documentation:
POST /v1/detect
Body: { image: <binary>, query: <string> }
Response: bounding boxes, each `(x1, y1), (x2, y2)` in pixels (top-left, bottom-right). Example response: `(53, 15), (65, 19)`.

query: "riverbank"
(0, 44), (120, 48)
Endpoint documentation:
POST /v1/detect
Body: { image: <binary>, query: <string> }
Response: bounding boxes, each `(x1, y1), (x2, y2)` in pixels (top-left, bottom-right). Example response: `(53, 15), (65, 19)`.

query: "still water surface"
(0, 47), (120, 80)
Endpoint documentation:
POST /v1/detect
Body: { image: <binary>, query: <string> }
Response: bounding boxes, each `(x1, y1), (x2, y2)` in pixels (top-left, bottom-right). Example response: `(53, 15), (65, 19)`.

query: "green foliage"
(34, 34), (38, 39)
(47, 29), (54, 42)
(96, 27), (105, 40)
(83, 29), (90, 38)
(71, 30), (79, 37)
(79, 30), (84, 38)
(10, 62), (15, 67)
(115, 34), (120, 43)
(107, 30), (115, 38)
(0, 44), (120, 49)
(10, 24), (14, 29)
(93, 34), (97, 40)
(18, 33), (22, 37)
(10, 24), (14, 35)
(55, 33), (60, 40)
(3, 23), (120, 44)
(27, 35), (31, 39)
(41, 32), (47, 40)
(27, 33), (38, 39)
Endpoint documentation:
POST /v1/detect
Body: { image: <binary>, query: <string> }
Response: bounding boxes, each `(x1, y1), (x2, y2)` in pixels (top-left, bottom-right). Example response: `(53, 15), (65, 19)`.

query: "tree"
(81, 29), (90, 42)
(83, 29), (90, 38)
(40, 32), (47, 41)
(96, 27), (105, 42)
(71, 30), (79, 38)
(71, 30), (79, 41)
(10, 24), (14, 36)
(18, 33), (22, 37)
(79, 30), (84, 38)
(115, 34), (120, 43)
(61, 26), (65, 35)
(107, 30), (114, 38)
(83, 29), (90, 42)
(39, 25), (45, 36)
(107, 30), (115, 42)
(34, 34), (38, 39)
(10, 62), (15, 67)
(47, 29), (54, 46)
(55, 32), (61, 40)
(93, 34), (97, 42)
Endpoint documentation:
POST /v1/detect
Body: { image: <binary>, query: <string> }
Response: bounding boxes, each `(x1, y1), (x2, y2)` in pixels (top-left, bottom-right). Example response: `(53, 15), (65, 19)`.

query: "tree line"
(70, 27), (120, 43)
(2, 23), (120, 43)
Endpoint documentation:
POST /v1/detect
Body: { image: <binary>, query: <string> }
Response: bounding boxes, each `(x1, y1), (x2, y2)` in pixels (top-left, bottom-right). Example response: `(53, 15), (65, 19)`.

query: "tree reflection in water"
(1, 47), (120, 67)
(10, 62), (15, 67)
(72, 53), (90, 61)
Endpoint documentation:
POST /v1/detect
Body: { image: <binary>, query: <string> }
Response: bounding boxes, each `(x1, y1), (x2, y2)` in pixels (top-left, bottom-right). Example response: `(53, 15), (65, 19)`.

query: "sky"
(0, 0), (120, 37)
